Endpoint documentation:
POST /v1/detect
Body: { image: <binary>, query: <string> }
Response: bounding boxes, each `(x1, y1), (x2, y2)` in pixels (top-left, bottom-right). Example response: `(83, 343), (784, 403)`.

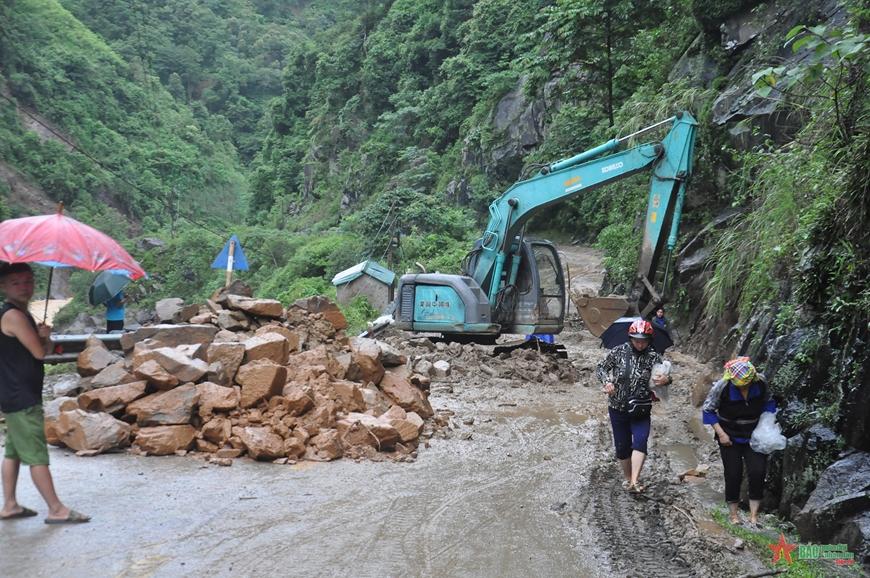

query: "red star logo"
(767, 533), (798, 563)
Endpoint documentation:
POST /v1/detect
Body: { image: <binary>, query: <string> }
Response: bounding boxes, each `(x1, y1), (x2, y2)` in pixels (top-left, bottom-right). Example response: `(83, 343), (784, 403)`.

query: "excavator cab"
(468, 238), (566, 335)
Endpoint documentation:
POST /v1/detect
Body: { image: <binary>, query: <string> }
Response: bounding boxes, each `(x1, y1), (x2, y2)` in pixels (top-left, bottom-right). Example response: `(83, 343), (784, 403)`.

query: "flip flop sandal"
(629, 483), (645, 493)
(1, 507), (38, 520)
(621, 480), (632, 488)
(44, 510), (90, 524)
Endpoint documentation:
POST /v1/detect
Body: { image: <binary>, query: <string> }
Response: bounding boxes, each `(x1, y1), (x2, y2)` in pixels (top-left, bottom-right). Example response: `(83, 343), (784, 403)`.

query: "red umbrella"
(0, 202), (146, 320)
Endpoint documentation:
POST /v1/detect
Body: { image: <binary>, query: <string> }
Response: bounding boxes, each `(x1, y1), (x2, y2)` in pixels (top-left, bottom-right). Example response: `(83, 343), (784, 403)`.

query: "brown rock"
(90, 361), (138, 388)
(53, 409), (131, 452)
(281, 383), (315, 416)
(375, 340), (408, 366)
(77, 381), (148, 414)
(290, 346), (344, 380)
(201, 416), (232, 444)
(293, 296), (347, 330)
(213, 329), (240, 342)
(283, 437), (306, 459)
(134, 359), (180, 390)
(235, 426), (285, 460)
(206, 342), (245, 385)
(120, 324), (218, 352)
(243, 333), (290, 365)
(197, 382), (241, 416)
(325, 380), (366, 413)
(77, 346), (119, 377)
(235, 360), (287, 409)
(346, 348), (384, 385)
(212, 457), (233, 466)
(406, 411), (425, 433)
(85, 334), (108, 350)
(133, 347), (208, 383)
(188, 312), (212, 325)
(683, 475), (707, 484)
(135, 425), (196, 455)
(196, 439), (219, 453)
(179, 303), (200, 323)
(310, 429), (343, 461)
(214, 280), (253, 305)
(388, 419), (420, 443)
(255, 326), (300, 352)
(205, 299), (223, 314)
(175, 343), (207, 362)
(296, 404), (335, 435)
(359, 387), (391, 417)
(226, 295), (284, 318)
(44, 397), (77, 446)
(155, 298), (184, 324)
(136, 383), (201, 426)
(216, 447), (242, 459)
(383, 404), (407, 421)
(216, 310), (250, 331)
(337, 413), (400, 449)
(379, 373), (433, 418)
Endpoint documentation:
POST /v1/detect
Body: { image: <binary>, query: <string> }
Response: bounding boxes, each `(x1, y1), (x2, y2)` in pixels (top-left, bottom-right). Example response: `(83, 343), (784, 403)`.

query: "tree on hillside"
(519, 0), (667, 127)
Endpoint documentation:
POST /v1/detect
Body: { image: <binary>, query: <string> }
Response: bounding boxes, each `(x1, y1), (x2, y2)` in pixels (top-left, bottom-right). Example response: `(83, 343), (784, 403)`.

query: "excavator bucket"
(571, 291), (629, 337)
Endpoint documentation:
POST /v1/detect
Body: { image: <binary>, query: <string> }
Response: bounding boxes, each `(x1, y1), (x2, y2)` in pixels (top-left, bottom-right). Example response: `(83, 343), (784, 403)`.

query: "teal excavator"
(394, 112), (698, 342)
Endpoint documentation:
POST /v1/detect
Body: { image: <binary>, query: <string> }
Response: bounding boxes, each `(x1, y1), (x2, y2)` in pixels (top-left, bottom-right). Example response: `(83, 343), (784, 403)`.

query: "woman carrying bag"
(702, 357), (776, 527)
(596, 320), (672, 493)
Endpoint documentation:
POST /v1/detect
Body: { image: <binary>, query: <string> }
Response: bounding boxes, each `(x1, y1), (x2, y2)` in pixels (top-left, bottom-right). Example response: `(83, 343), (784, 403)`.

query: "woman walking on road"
(596, 320), (671, 493)
(702, 357), (775, 527)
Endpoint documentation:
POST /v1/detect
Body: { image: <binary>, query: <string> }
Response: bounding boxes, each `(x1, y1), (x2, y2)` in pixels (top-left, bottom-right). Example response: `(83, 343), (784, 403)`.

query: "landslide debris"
(45, 294), (449, 465)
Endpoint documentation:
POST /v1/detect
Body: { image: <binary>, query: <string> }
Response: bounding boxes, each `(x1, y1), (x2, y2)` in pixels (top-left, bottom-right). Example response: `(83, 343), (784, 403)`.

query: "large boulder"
(255, 325), (300, 352)
(135, 425), (196, 455)
(196, 382), (240, 417)
(216, 310), (250, 331)
(375, 340), (407, 367)
(793, 451), (870, 543)
(234, 426), (285, 460)
(201, 415), (232, 445)
(226, 295), (284, 318)
(155, 298), (184, 324)
(77, 381), (148, 414)
(133, 347), (208, 383)
(52, 409), (131, 452)
(309, 429), (342, 461)
(134, 359), (180, 391)
(346, 339), (385, 384)
(337, 413), (400, 449)
(44, 397), (80, 446)
(77, 345), (118, 377)
(135, 383), (201, 426)
(243, 333), (290, 365)
(206, 342), (246, 386)
(90, 361), (137, 389)
(119, 324), (218, 352)
(378, 373), (433, 418)
(282, 383), (315, 416)
(778, 424), (842, 517)
(293, 296), (347, 330)
(235, 360), (287, 409)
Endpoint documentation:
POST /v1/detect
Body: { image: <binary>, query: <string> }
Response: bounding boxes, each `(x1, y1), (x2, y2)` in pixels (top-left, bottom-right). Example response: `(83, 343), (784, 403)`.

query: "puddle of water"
(689, 414), (714, 443)
(660, 443), (723, 508)
(496, 407), (589, 426)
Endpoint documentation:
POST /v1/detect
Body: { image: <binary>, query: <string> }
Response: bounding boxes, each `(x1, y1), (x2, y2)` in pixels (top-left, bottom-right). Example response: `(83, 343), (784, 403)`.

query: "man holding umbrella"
(0, 263), (89, 523)
(89, 271), (132, 332)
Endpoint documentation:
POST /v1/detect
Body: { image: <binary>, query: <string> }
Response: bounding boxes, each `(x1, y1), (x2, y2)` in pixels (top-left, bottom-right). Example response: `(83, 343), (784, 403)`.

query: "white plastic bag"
(650, 360), (671, 408)
(749, 412), (787, 454)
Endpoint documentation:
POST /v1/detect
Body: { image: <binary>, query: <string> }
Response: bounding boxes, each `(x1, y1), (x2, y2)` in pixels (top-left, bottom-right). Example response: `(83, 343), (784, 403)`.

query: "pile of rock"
(45, 294), (434, 464)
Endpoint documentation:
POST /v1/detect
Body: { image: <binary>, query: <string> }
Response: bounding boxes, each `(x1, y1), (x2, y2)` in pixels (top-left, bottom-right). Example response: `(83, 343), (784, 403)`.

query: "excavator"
(394, 111), (698, 344)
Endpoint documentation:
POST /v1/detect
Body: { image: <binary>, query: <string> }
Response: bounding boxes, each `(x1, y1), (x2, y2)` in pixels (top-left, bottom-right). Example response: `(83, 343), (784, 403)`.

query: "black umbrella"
(88, 271), (131, 306)
(600, 316), (674, 353)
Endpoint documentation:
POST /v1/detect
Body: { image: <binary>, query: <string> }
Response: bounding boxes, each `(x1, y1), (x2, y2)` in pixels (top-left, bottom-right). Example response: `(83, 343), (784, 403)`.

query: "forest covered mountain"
(2, 0), (870, 553)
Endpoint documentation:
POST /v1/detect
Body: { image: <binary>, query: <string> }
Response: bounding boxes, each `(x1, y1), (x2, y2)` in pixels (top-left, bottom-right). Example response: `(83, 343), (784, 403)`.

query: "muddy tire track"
(572, 466), (697, 578)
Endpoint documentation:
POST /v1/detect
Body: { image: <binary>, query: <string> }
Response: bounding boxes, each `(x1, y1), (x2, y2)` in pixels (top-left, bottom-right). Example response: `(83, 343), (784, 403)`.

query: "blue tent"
(211, 235), (249, 271)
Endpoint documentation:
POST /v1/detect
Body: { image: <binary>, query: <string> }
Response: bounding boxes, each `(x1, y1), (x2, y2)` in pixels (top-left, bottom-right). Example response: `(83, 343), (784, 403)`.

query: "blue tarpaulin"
(211, 235), (249, 270)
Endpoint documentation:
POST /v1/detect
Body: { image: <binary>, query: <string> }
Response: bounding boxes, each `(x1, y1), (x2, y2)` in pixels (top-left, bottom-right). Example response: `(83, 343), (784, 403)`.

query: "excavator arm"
(394, 112), (697, 339)
(471, 112), (697, 334)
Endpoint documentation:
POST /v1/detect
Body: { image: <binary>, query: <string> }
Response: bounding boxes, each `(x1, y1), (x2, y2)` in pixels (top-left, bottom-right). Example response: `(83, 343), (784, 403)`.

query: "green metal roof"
(332, 260), (396, 286)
